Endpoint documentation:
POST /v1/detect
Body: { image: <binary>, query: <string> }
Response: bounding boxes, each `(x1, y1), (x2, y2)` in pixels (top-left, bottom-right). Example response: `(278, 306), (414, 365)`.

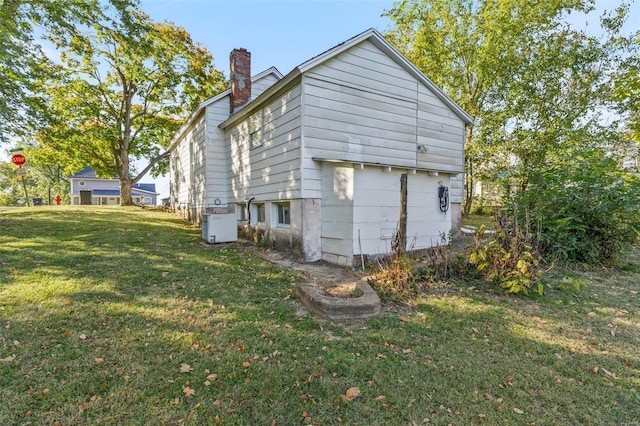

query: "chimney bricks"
(230, 48), (251, 113)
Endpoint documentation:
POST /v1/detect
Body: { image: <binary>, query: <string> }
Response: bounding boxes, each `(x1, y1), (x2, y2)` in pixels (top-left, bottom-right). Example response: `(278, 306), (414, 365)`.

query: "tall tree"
(38, 3), (226, 204)
(384, 0), (624, 214)
(612, 33), (640, 144)
(0, 0), (130, 143)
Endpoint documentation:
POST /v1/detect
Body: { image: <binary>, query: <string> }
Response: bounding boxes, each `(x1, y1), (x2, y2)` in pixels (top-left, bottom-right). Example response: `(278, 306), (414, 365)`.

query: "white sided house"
(69, 167), (158, 206)
(169, 29), (473, 266)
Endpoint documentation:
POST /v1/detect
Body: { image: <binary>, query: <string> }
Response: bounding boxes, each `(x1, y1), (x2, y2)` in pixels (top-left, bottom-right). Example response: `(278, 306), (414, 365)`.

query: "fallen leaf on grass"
(341, 387), (361, 401)
(183, 386), (195, 397)
(375, 395), (386, 401)
(513, 407), (524, 414)
(94, 357), (104, 364)
(180, 363), (192, 373)
(162, 272), (169, 277)
(0, 355), (15, 363)
(79, 334), (87, 340)
(601, 368), (617, 378)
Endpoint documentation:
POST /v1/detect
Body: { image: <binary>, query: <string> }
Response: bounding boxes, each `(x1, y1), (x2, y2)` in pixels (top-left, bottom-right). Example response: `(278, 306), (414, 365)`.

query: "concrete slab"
(295, 279), (381, 321)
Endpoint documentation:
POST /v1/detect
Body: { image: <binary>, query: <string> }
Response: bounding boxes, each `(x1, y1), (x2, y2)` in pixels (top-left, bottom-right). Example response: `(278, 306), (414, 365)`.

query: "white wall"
(354, 168), (451, 258)
(70, 178), (119, 194)
(300, 39), (466, 201)
(169, 110), (207, 221)
(319, 163), (453, 265)
(227, 84), (303, 203)
(320, 164), (354, 265)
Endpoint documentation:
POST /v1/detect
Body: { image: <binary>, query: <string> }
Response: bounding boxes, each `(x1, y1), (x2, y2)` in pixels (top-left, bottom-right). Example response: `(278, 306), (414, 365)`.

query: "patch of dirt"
(323, 284), (364, 298)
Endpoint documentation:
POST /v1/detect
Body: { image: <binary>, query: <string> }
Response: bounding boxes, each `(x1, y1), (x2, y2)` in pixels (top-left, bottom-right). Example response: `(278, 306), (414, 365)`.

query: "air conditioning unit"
(202, 213), (237, 244)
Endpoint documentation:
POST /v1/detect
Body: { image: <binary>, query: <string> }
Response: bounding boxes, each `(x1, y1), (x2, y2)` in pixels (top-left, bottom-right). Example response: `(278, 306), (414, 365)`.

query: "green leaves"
(514, 150), (640, 265)
(34, 3), (226, 202)
(384, 0), (631, 214)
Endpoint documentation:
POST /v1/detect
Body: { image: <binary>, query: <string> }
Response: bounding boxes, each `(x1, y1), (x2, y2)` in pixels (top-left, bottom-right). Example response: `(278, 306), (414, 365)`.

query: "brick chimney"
(230, 48), (251, 113)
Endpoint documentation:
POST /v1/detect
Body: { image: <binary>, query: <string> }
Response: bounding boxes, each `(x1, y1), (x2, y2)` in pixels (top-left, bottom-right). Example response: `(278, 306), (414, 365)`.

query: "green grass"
(462, 213), (497, 230)
(1, 206), (639, 425)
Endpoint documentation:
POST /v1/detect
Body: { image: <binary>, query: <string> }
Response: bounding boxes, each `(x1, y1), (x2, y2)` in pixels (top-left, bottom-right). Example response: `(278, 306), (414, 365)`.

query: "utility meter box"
(202, 213), (237, 244)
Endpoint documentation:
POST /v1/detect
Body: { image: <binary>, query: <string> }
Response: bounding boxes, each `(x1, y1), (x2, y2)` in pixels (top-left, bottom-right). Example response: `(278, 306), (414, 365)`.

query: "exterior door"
(80, 190), (92, 205)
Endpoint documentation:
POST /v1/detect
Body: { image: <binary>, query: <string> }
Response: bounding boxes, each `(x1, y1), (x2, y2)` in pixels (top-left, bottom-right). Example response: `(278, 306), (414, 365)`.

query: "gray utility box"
(202, 213), (237, 244)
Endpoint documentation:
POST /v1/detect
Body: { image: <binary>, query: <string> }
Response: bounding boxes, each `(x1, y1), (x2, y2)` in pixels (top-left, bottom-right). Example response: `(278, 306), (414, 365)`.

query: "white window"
(255, 203), (266, 223)
(144, 197), (152, 205)
(274, 202), (290, 226)
(249, 110), (263, 148)
(237, 203), (248, 221)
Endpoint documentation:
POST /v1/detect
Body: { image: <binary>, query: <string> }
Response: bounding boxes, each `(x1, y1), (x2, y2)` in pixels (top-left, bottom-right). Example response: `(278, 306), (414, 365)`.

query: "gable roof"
(220, 28), (474, 129)
(69, 166), (109, 179)
(166, 67), (284, 152)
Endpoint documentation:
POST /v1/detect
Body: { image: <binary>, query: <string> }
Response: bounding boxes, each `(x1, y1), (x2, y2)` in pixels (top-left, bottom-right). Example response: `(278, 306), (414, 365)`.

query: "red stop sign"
(11, 154), (25, 166)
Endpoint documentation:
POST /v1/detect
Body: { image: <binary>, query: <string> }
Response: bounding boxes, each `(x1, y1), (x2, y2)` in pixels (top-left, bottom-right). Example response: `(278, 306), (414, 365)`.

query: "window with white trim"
(255, 203), (266, 223)
(249, 110), (263, 148)
(237, 203), (248, 221)
(274, 202), (290, 226)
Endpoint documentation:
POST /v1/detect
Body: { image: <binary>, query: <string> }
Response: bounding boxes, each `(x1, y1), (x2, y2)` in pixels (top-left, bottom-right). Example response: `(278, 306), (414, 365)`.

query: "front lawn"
(1, 207), (638, 425)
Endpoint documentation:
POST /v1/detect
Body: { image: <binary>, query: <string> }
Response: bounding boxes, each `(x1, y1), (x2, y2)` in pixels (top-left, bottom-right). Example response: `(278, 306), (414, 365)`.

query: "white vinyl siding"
(300, 40), (466, 199)
(228, 85), (302, 202)
(170, 111), (207, 216)
(204, 98), (231, 208)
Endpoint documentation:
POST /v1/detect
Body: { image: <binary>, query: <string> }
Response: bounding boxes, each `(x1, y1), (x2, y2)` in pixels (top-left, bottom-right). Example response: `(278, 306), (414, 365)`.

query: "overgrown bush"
(469, 208), (544, 295)
(511, 151), (640, 265)
(371, 230), (418, 299)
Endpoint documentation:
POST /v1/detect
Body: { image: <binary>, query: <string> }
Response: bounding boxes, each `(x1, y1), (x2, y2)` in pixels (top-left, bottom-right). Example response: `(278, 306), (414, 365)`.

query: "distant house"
(69, 167), (159, 205)
(169, 28), (473, 265)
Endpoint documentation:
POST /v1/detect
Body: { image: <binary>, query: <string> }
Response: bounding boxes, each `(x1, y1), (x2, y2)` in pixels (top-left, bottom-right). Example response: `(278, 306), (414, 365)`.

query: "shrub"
(469, 208), (544, 295)
(512, 151), (640, 265)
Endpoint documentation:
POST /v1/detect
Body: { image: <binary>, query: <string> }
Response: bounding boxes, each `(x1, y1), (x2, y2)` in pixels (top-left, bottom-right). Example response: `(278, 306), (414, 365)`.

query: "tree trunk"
(398, 173), (408, 255)
(120, 177), (133, 205)
(462, 125), (475, 217)
(463, 157), (474, 217)
(119, 146), (133, 205)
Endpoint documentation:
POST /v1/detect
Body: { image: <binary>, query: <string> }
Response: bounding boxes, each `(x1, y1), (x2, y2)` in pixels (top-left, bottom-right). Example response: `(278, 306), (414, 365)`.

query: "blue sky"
(141, 0), (396, 79)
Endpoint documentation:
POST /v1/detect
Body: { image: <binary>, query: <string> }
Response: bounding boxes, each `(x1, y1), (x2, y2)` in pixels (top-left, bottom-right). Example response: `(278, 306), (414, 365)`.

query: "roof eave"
(219, 68), (302, 129)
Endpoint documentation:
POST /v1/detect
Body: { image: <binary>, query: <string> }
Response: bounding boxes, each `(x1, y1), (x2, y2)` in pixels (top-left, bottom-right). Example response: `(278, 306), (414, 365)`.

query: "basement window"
(237, 203), (248, 221)
(255, 203), (266, 223)
(249, 110), (263, 149)
(274, 202), (290, 227)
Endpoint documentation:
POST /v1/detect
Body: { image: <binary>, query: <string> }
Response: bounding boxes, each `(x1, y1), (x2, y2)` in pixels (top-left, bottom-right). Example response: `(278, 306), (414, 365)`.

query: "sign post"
(11, 153), (29, 206)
